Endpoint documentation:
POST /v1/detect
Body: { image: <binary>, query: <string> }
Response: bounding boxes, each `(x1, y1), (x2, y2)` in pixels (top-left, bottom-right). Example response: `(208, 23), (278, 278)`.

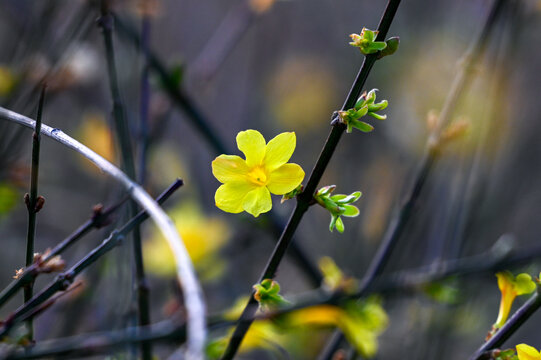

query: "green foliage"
(314, 185), (361, 233)
(338, 89), (388, 133)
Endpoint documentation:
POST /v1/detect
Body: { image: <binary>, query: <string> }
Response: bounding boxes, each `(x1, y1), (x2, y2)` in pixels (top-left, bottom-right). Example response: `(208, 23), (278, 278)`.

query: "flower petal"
(215, 182), (256, 214)
(242, 186), (272, 217)
(212, 155), (249, 183)
(264, 132), (296, 171)
(267, 163), (305, 195)
(236, 129), (266, 167)
(516, 344), (541, 360)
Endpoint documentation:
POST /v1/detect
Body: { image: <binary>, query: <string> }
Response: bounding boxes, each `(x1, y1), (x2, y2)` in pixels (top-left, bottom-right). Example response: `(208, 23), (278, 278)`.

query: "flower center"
(247, 166), (268, 186)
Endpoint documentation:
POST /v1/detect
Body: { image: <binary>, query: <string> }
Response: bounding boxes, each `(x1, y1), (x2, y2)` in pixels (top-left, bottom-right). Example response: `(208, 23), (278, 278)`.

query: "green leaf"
(329, 215), (337, 232)
(368, 113), (387, 121)
(342, 205), (360, 217)
(335, 217), (345, 233)
(367, 42), (387, 53)
(352, 120), (374, 132)
(368, 100), (388, 112)
(515, 273), (537, 295)
(353, 106), (369, 119)
(378, 37), (400, 59)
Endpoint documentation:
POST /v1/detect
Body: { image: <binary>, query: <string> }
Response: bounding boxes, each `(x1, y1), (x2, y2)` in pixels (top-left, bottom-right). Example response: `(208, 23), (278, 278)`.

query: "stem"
(0, 108), (206, 360)
(0, 196), (129, 310)
(138, 11), (151, 185)
(98, 2), (151, 359)
(24, 85), (46, 341)
(0, 180), (183, 339)
(468, 292), (541, 360)
(219, 2), (402, 359)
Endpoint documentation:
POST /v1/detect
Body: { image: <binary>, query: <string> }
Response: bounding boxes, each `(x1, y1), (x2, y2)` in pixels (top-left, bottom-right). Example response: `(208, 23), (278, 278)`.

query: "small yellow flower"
(286, 297), (388, 358)
(517, 344), (541, 360)
(144, 201), (229, 281)
(212, 129), (305, 217)
(494, 272), (537, 329)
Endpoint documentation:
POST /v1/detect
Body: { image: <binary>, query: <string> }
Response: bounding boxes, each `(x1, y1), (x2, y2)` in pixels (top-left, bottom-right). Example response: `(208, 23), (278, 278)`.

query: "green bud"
(335, 217), (345, 233)
(377, 36), (400, 59)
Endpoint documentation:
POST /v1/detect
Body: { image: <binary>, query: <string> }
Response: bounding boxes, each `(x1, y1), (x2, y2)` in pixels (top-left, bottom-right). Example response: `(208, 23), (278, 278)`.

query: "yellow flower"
(285, 297), (388, 358)
(494, 272), (537, 329)
(517, 344), (541, 360)
(212, 129), (305, 217)
(144, 201), (229, 281)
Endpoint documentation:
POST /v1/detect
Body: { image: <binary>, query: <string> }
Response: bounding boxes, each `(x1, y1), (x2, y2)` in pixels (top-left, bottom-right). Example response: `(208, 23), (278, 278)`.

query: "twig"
(219, 1), (402, 359)
(0, 195), (128, 310)
(23, 85), (46, 340)
(468, 292), (541, 360)
(0, 180), (182, 339)
(319, 1), (507, 356)
(0, 107), (206, 360)
(97, 2), (152, 359)
(138, 8), (151, 185)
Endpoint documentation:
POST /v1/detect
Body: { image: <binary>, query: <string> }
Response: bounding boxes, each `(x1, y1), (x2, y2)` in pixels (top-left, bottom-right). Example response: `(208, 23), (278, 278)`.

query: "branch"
(0, 180), (182, 338)
(219, 1), (402, 358)
(0, 108), (206, 360)
(468, 292), (541, 360)
(0, 196), (128, 309)
(97, 3), (152, 358)
(23, 85), (46, 340)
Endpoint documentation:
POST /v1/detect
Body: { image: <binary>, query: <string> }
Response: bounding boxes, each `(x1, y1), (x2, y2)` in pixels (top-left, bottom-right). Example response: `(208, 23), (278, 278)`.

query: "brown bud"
(441, 118), (470, 144)
(426, 110), (439, 132)
(35, 196), (45, 212)
(13, 268), (24, 279)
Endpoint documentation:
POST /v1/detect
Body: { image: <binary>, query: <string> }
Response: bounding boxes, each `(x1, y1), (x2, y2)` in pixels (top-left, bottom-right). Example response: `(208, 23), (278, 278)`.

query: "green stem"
(219, 1), (402, 359)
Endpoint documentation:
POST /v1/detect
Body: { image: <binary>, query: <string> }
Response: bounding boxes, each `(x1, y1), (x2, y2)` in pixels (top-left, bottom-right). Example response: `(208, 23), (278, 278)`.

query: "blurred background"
(1, 0), (541, 358)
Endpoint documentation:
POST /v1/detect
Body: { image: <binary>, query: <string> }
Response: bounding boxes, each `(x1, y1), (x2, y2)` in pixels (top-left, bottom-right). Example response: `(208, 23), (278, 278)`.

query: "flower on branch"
(338, 89), (388, 133)
(285, 297), (388, 358)
(319, 256), (358, 294)
(516, 344), (541, 360)
(212, 129), (305, 217)
(314, 185), (361, 233)
(493, 272), (537, 330)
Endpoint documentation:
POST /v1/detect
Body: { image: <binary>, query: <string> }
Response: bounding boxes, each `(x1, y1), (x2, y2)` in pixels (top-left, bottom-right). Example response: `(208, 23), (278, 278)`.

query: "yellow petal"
(267, 163), (305, 195)
(212, 155), (249, 183)
(242, 186), (272, 217)
(517, 344), (541, 360)
(340, 317), (378, 358)
(263, 132), (296, 171)
(286, 305), (342, 327)
(215, 182), (256, 214)
(236, 130), (266, 167)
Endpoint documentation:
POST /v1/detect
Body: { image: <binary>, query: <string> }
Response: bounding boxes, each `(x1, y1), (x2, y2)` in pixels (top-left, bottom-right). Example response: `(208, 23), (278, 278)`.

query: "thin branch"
(97, 3), (152, 358)
(0, 180), (182, 338)
(23, 85), (46, 340)
(219, 1), (402, 358)
(468, 292), (541, 360)
(0, 196), (128, 310)
(0, 108), (206, 360)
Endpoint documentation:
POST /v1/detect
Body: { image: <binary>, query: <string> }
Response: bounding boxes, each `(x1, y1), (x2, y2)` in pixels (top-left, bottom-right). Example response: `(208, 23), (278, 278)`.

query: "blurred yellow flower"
(0, 66), (16, 96)
(144, 201), (229, 281)
(207, 297), (288, 359)
(494, 272), (536, 329)
(286, 297), (388, 358)
(517, 344), (541, 360)
(77, 113), (116, 165)
(212, 129), (304, 217)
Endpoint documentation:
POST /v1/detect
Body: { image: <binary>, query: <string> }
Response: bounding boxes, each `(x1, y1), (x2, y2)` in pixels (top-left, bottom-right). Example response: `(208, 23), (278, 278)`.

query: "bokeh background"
(1, 0), (541, 358)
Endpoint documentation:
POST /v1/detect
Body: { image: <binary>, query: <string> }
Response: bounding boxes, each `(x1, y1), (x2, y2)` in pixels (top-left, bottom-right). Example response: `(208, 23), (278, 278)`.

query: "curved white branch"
(0, 107), (206, 360)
